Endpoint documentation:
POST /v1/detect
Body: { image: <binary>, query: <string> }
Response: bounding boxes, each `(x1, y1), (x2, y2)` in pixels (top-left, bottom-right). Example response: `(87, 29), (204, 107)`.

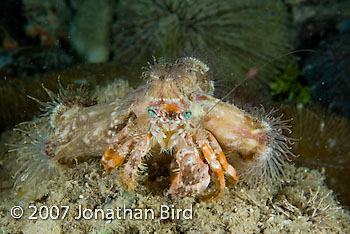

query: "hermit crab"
(13, 57), (294, 200)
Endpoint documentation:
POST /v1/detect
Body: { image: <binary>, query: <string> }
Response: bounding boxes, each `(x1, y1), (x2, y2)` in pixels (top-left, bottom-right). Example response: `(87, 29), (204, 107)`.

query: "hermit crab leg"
(101, 137), (134, 170)
(122, 133), (152, 190)
(101, 124), (134, 170)
(207, 132), (239, 184)
(196, 129), (238, 200)
(200, 142), (225, 200)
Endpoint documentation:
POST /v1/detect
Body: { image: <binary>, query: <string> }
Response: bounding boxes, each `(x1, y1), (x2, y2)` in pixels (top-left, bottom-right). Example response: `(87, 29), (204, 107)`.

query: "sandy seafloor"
(0, 80), (349, 234)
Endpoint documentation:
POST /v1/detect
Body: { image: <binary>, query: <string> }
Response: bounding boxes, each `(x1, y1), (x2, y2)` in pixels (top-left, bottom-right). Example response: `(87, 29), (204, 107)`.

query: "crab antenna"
(203, 49), (315, 117)
(204, 69), (255, 116)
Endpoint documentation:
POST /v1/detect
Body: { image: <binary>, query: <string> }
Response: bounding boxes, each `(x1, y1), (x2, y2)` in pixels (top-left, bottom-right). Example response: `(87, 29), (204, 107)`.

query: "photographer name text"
(11, 204), (193, 220)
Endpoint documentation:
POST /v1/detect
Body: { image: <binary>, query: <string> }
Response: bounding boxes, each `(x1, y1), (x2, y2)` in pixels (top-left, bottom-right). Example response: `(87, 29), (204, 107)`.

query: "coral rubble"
(0, 144), (349, 233)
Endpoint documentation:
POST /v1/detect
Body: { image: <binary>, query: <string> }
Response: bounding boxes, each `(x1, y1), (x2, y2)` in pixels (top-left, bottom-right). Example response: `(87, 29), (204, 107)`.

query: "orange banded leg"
(217, 152), (238, 184)
(200, 142), (225, 200)
(101, 124), (134, 170)
(207, 133), (239, 184)
(101, 137), (133, 170)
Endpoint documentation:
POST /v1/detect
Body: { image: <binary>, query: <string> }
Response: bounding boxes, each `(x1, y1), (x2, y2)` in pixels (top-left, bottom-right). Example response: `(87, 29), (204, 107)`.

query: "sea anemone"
(227, 106), (295, 186)
(0, 62), (132, 132)
(8, 81), (96, 195)
(9, 119), (61, 195)
(112, 0), (291, 85)
(28, 80), (94, 129)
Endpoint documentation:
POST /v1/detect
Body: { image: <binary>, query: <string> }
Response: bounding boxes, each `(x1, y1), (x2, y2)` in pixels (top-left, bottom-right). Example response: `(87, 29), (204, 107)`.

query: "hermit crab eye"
(147, 107), (157, 117)
(183, 110), (192, 119)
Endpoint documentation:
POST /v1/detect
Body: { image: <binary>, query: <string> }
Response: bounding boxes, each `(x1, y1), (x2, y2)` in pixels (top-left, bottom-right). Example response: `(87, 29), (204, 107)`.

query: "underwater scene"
(0, 0), (349, 233)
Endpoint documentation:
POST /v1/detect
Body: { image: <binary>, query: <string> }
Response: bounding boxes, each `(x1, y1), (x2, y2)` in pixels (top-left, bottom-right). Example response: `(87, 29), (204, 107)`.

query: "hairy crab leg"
(196, 129), (238, 200)
(217, 152), (239, 184)
(101, 137), (134, 170)
(122, 133), (152, 190)
(200, 142), (225, 200)
(207, 132), (239, 184)
(101, 123), (134, 170)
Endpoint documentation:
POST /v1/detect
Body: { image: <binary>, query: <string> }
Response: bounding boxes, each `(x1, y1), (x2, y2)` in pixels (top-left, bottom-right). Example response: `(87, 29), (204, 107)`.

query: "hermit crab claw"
(168, 131), (239, 201)
(168, 144), (211, 197)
